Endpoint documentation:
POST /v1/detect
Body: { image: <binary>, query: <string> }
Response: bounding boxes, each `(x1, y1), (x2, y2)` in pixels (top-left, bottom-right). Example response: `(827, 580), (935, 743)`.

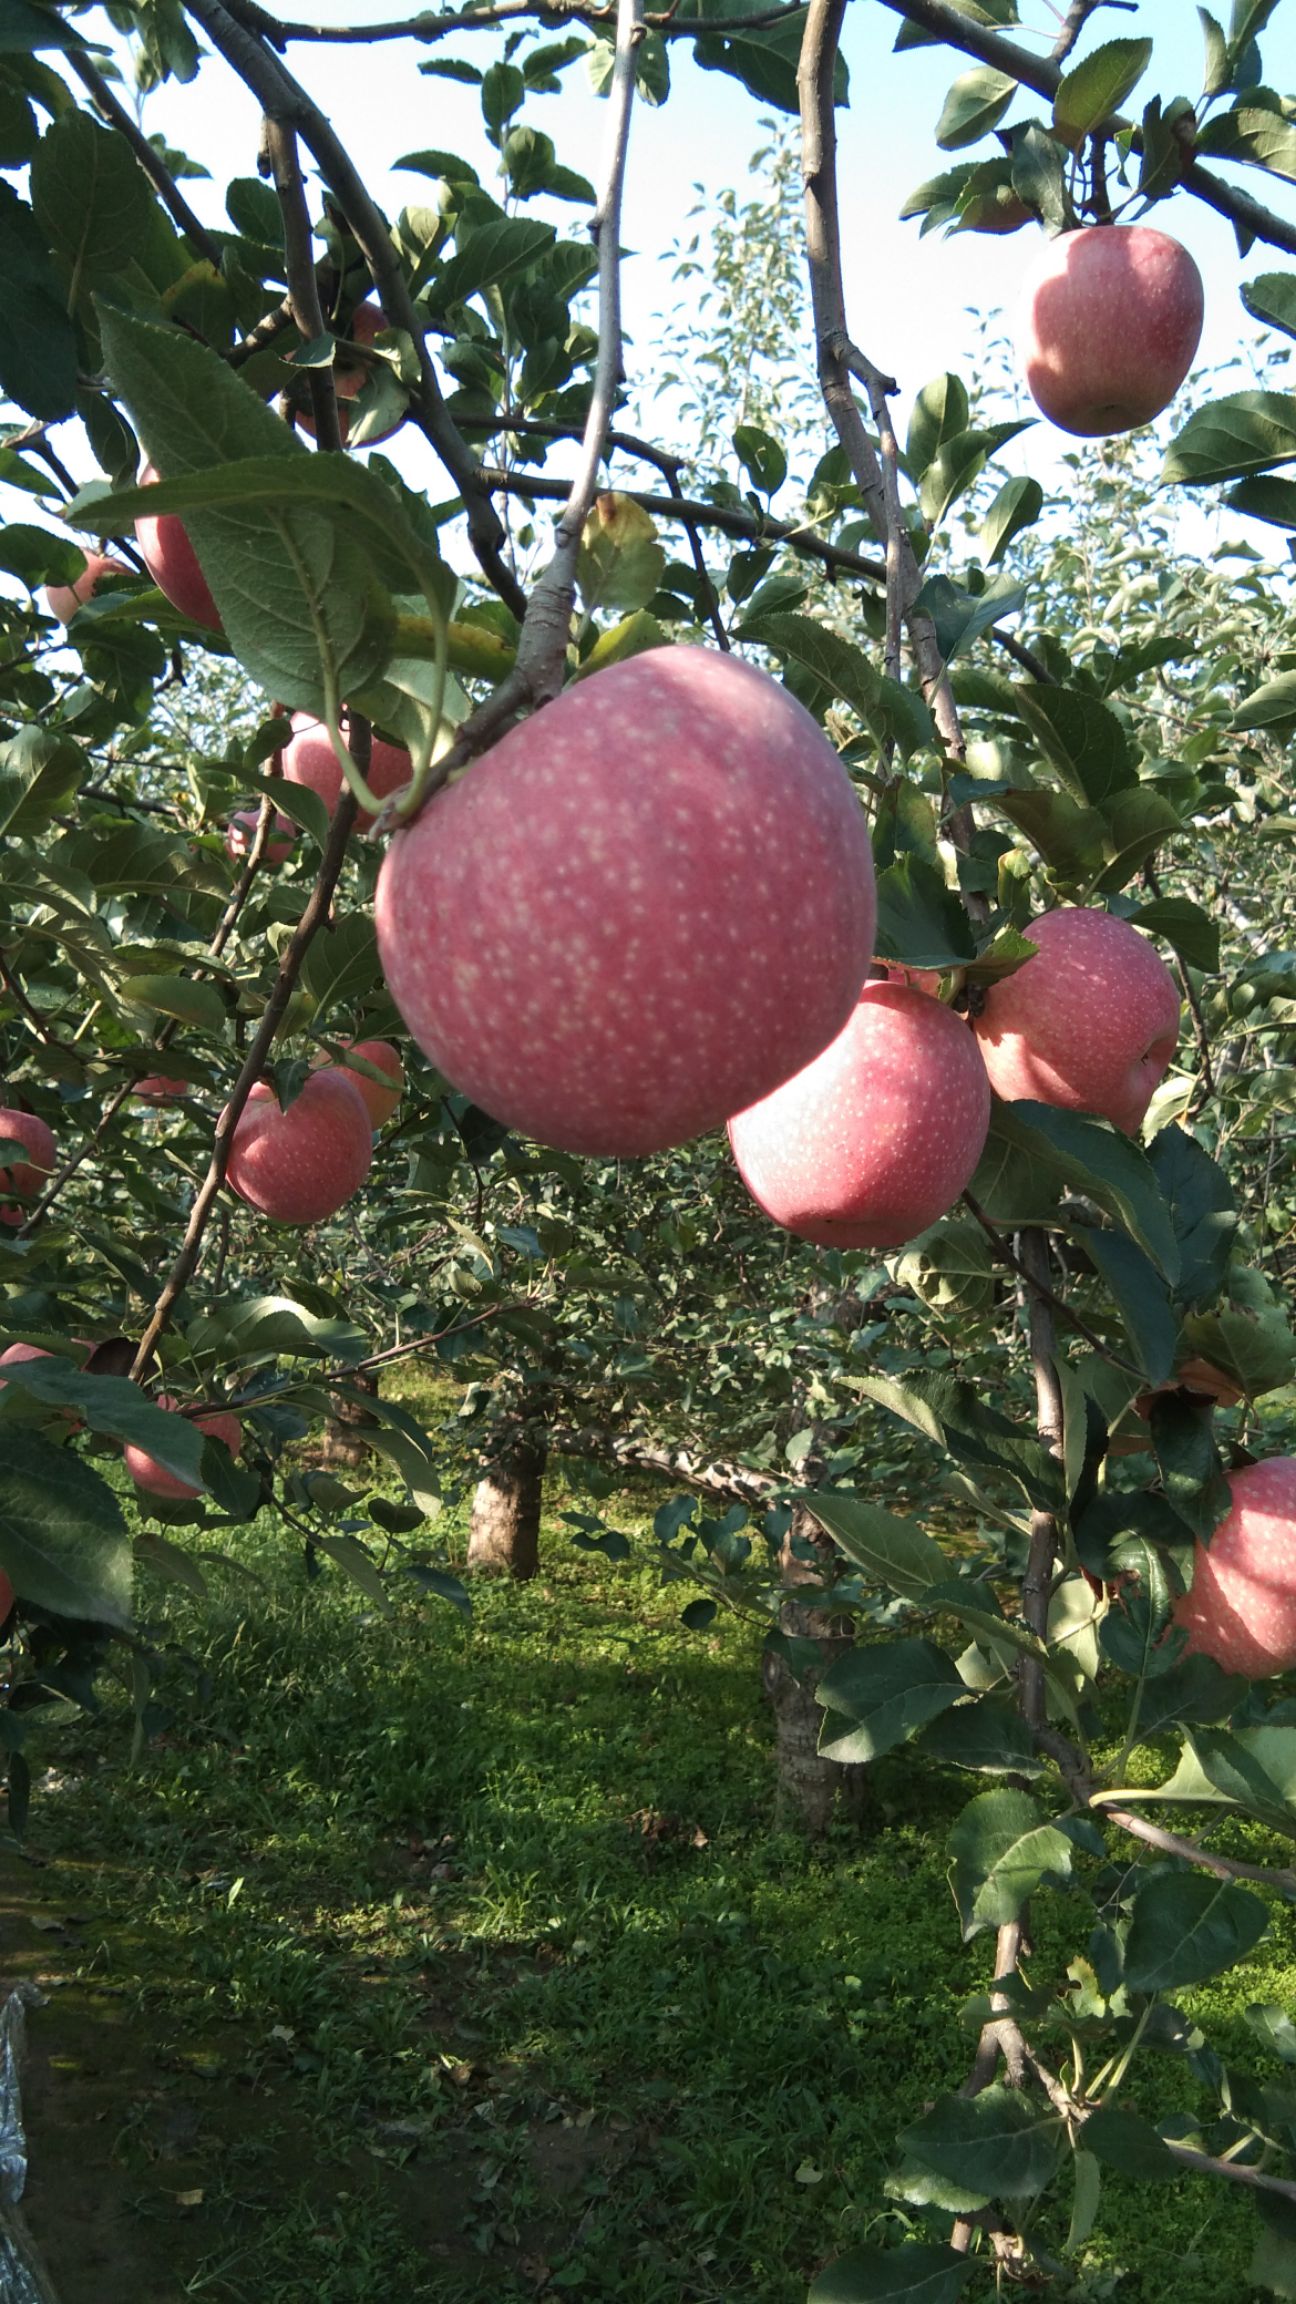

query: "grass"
(3, 1437), (1293, 2302)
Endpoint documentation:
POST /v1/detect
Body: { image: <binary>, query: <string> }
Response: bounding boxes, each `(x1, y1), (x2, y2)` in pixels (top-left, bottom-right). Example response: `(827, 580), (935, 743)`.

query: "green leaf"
(935, 66), (1016, 151)
(1124, 1871), (1268, 1990)
(1148, 1388), (1228, 1538)
(435, 213), (555, 307)
(1234, 672), (1296, 732)
(1009, 120), (1071, 233)
(809, 2246), (972, 2304)
(118, 971), (226, 1033)
(693, 0), (839, 116)
(873, 855), (977, 967)
(577, 493), (666, 615)
(31, 110), (158, 300)
(0, 726), (85, 838)
(1163, 391), (1296, 485)
(0, 1428), (131, 1623)
(1075, 1223), (1176, 1383)
(911, 571), (1026, 662)
(906, 373), (969, 477)
(187, 1295), (368, 1361)
(734, 608), (882, 727)
(732, 422), (787, 496)
(1196, 104), (1296, 182)
(1241, 270), (1296, 340)
(0, 180), (77, 418)
(980, 474), (1043, 565)
(1228, 473), (1296, 527)
(918, 422), (1031, 528)
(1053, 37), (1153, 149)
(948, 1787), (1076, 1938)
(1147, 1123), (1236, 1307)
(801, 1492), (951, 1600)
(1126, 897), (1219, 973)
(1082, 2104), (1180, 2181)
(988, 1101), (1180, 1280)
(914, 1696), (1044, 1775)
(817, 1638), (966, 1763)
(1187, 1724), (1296, 1839)
(899, 2084), (1062, 2201)
(1246, 2004), (1296, 2063)
(1013, 681), (1137, 807)
(1250, 2191), (1296, 2298)
(1199, 7), (1229, 94)
(300, 913), (380, 1022)
(0, 0), (88, 49)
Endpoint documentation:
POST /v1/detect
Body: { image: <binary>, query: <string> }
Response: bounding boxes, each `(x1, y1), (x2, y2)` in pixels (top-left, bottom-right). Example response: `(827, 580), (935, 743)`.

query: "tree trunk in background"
(467, 1425), (547, 1578)
(320, 1371), (379, 1469)
(762, 1503), (871, 1836)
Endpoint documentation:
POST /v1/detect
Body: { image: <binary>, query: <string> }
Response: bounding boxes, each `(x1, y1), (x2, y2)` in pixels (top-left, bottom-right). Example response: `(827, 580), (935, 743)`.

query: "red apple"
(1018, 224), (1204, 437)
(310, 1038), (403, 1126)
(45, 551), (131, 625)
(281, 712), (411, 830)
(293, 303), (405, 446)
(375, 649), (877, 1157)
(0, 1107), (55, 1226)
(728, 981), (990, 1248)
(134, 462), (222, 631)
(1174, 1457), (1296, 1677)
(224, 1070), (373, 1223)
(0, 1340), (85, 1428)
(133, 1076), (192, 1103)
(124, 1392), (242, 1501)
(225, 807), (296, 866)
(973, 909), (1179, 1135)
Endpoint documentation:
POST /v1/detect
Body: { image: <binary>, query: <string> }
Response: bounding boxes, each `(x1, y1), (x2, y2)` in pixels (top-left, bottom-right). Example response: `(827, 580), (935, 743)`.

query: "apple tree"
(7, 0), (1296, 2293)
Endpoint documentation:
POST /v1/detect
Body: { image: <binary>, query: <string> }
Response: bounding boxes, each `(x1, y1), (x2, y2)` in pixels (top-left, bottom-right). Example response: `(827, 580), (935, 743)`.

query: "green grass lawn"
(3, 1447), (1293, 2302)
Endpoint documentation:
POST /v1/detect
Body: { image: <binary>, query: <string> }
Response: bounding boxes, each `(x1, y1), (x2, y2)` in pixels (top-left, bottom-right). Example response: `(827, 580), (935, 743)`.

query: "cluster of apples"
(0, 1339), (242, 1502)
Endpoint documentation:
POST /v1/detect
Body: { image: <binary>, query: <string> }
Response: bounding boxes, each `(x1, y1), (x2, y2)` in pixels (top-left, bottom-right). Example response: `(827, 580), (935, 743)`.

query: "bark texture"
(320, 1371), (379, 1469)
(467, 1426), (547, 1578)
(762, 1504), (871, 1836)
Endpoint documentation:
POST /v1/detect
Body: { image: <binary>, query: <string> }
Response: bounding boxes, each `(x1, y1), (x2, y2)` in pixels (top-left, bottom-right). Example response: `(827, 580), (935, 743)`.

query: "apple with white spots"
(375, 648), (876, 1157)
(973, 909), (1179, 1135)
(1174, 1456), (1296, 1677)
(282, 712), (411, 829)
(0, 1106), (55, 1225)
(124, 1393), (243, 1501)
(1018, 223), (1204, 437)
(45, 551), (130, 625)
(728, 981), (991, 1248)
(224, 1069), (373, 1223)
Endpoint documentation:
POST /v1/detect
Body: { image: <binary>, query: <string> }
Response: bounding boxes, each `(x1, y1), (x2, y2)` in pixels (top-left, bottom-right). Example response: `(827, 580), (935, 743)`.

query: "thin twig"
(1096, 1805), (1296, 1898)
(1018, 1227), (1063, 1731)
(260, 114), (343, 451)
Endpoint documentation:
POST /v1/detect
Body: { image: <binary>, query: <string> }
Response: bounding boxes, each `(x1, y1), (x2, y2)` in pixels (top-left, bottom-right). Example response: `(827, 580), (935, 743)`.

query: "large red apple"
(0, 1107), (55, 1226)
(124, 1392), (243, 1501)
(134, 463), (222, 631)
(375, 649), (876, 1157)
(281, 712), (411, 829)
(1174, 1457), (1296, 1677)
(224, 1070), (373, 1222)
(1018, 224), (1204, 437)
(45, 551), (131, 625)
(728, 981), (990, 1248)
(293, 303), (405, 446)
(310, 1038), (403, 1126)
(225, 807), (296, 866)
(973, 909), (1179, 1134)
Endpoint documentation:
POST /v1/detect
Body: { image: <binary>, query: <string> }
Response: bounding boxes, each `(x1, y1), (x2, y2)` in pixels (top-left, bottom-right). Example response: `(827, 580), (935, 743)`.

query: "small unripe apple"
(124, 1392), (242, 1501)
(224, 807), (296, 866)
(0, 1107), (55, 1226)
(1174, 1457), (1296, 1677)
(309, 1038), (403, 1126)
(133, 1075), (192, 1103)
(293, 303), (405, 446)
(728, 981), (991, 1248)
(134, 462), (222, 631)
(375, 649), (876, 1156)
(45, 551), (131, 625)
(1018, 224), (1204, 436)
(224, 1070), (373, 1223)
(281, 712), (411, 829)
(973, 909), (1179, 1134)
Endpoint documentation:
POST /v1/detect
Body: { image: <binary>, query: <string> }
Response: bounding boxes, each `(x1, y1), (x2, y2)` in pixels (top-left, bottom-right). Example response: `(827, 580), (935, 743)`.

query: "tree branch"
(240, 0), (803, 41)
(260, 113), (343, 451)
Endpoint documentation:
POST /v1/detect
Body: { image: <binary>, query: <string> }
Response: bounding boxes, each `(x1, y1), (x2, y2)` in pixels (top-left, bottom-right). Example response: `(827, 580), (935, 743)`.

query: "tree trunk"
(320, 1371), (379, 1469)
(762, 1504), (872, 1836)
(467, 1426), (547, 1579)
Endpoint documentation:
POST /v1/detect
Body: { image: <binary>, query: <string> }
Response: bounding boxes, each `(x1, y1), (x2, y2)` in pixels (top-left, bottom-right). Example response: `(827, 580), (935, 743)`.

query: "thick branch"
(244, 0), (802, 40)
(129, 788), (360, 1376)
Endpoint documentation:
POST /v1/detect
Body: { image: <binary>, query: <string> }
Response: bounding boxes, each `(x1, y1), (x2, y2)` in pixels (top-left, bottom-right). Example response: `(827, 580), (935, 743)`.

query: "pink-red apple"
(293, 303), (405, 447)
(728, 981), (990, 1248)
(124, 1393), (242, 1501)
(1174, 1456), (1296, 1677)
(310, 1038), (403, 1126)
(973, 909), (1179, 1134)
(45, 551), (131, 625)
(0, 1341), (83, 1428)
(134, 463), (222, 631)
(133, 1075), (191, 1103)
(225, 807), (296, 866)
(281, 712), (411, 830)
(1018, 224), (1204, 437)
(375, 649), (877, 1157)
(0, 1107), (55, 1226)
(224, 1070), (373, 1223)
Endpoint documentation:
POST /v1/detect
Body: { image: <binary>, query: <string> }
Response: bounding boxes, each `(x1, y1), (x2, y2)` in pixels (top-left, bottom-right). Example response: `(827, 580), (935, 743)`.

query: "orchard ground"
(5, 1378), (1296, 2304)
